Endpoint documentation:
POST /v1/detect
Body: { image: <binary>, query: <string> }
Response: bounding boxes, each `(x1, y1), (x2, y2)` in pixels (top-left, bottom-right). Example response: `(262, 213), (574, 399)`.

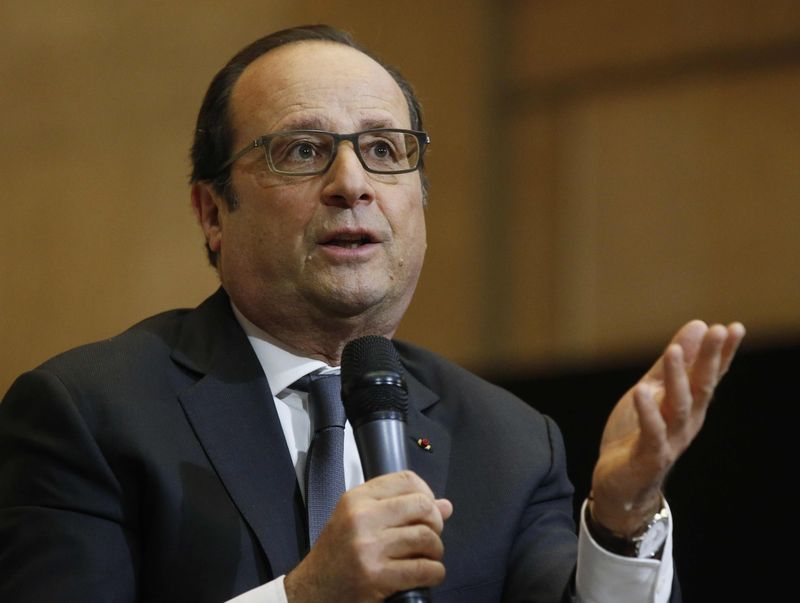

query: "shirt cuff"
(576, 499), (674, 603)
(224, 575), (289, 603)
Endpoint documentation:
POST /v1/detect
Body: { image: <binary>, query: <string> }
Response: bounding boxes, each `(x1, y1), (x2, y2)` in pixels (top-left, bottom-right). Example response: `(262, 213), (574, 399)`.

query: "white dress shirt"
(226, 304), (673, 603)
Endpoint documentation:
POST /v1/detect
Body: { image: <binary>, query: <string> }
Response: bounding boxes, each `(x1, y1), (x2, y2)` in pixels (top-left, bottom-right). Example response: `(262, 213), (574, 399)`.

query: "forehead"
(229, 41), (411, 139)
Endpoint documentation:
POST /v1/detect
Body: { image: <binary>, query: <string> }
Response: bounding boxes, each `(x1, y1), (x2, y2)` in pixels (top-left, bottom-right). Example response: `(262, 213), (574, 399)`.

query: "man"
(0, 25), (744, 603)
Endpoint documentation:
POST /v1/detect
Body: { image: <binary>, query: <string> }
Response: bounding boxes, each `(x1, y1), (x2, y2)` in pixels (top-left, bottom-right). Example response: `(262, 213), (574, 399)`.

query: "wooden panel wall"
(0, 1), (493, 394)
(2, 1), (799, 393)
(488, 0), (800, 373)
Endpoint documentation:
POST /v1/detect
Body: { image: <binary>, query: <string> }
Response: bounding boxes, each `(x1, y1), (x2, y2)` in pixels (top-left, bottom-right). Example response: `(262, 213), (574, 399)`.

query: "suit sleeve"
(0, 369), (139, 603)
(501, 415), (579, 603)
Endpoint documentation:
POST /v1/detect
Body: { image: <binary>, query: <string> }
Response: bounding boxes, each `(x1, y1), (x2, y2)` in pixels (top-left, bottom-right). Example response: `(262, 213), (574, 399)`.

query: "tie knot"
(292, 373), (346, 431)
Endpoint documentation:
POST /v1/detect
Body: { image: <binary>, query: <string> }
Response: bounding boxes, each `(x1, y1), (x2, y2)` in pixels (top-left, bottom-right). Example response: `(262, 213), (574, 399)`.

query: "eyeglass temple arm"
(214, 138), (264, 177)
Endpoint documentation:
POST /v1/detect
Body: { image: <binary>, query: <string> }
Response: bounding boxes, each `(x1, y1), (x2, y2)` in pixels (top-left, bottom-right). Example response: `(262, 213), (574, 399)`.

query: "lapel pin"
(416, 437), (432, 452)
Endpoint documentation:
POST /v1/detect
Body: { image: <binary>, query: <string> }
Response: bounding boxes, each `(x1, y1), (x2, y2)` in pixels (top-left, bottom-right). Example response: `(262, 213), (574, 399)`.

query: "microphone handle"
(386, 588), (430, 603)
(353, 418), (433, 603)
(353, 415), (409, 478)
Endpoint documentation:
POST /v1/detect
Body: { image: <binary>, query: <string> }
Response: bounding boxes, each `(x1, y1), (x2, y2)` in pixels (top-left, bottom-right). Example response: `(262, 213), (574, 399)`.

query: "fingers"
(362, 470), (436, 502)
(681, 322), (743, 407)
(378, 492), (446, 534)
(352, 471), (448, 533)
(382, 523), (445, 560)
(676, 321), (744, 382)
(719, 322), (746, 376)
(300, 471), (449, 601)
(669, 319), (709, 365)
(644, 319), (708, 381)
(330, 471), (450, 559)
(688, 324), (726, 405)
(633, 382), (667, 454)
(435, 497), (454, 521)
(639, 319), (744, 392)
(383, 557), (447, 591)
(660, 343), (692, 429)
(659, 321), (744, 440)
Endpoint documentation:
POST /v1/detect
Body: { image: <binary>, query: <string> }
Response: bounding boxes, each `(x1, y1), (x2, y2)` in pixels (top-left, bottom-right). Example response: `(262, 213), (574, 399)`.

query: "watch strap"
(584, 498), (669, 559)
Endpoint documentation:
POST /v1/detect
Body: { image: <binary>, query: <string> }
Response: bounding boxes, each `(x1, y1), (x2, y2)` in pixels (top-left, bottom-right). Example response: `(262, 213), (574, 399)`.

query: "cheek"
(235, 181), (317, 241)
(223, 206), (305, 272)
(383, 178), (425, 227)
(410, 218), (428, 273)
(389, 201), (427, 264)
(405, 209), (427, 250)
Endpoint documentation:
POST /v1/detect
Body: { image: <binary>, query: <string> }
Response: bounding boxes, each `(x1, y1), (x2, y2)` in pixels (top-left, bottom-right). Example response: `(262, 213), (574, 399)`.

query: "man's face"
(201, 41), (427, 339)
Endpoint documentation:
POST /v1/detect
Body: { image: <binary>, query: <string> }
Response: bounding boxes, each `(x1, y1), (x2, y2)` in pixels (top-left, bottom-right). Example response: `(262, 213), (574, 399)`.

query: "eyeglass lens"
(267, 131), (421, 174)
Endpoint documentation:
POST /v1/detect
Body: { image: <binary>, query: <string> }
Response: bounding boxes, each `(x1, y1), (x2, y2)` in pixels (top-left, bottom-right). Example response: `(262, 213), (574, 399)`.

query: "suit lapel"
(402, 369), (451, 499)
(173, 289), (305, 577)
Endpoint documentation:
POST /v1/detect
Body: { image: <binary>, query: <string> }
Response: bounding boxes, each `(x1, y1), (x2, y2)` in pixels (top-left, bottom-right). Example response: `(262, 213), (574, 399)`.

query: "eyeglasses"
(217, 128), (430, 176)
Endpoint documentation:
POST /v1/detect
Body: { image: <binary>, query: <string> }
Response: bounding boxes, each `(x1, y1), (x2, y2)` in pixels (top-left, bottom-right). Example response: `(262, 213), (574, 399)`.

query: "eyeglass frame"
(215, 128), (431, 177)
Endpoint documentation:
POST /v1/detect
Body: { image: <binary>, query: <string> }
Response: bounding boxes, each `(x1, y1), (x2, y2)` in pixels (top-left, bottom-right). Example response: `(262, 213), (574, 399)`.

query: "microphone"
(340, 336), (432, 603)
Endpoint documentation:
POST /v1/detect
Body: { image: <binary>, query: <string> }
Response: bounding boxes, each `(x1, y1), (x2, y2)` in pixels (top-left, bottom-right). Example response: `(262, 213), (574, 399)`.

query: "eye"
(363, 137), (400, 161)
(371, 140), (392, 158)
(269, 132), (333, 173)
(287, 140), (320, 161)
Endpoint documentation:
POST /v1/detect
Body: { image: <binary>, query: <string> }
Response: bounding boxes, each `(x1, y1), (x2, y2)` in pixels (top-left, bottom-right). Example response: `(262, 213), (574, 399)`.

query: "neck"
(231, 299), (402, 366)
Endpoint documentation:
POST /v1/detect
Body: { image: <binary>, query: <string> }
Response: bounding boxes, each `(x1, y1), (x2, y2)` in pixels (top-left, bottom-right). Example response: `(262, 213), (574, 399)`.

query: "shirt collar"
(231, 302), (337, 396)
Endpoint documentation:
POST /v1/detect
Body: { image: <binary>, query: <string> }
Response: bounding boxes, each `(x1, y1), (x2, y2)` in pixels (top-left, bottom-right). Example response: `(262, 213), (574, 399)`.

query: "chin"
(319, 292), (386, 318)
(309, 285), (401, 322)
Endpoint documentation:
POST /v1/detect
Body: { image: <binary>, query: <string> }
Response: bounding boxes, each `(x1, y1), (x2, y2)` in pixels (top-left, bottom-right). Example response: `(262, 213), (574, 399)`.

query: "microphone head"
(341, 335), (409, 424)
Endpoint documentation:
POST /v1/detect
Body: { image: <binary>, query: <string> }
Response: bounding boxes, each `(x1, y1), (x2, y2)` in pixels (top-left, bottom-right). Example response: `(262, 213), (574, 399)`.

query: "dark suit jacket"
(0, 289), (673, 602)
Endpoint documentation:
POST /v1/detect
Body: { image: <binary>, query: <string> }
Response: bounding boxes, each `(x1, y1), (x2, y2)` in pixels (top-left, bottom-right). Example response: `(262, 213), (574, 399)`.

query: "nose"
(320, 142), (376, 208)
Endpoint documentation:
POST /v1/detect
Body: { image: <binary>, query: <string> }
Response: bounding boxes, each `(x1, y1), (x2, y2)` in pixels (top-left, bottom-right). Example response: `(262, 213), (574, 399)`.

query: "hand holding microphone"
(341, 336), (447, 603)
(284, 336), (451, 603)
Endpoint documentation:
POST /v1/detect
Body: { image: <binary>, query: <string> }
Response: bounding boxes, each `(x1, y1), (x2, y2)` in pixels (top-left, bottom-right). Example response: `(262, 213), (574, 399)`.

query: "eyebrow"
(278, 116), (327, 132)
(274, 116), (400, 133)
(359, 118), (397, 131)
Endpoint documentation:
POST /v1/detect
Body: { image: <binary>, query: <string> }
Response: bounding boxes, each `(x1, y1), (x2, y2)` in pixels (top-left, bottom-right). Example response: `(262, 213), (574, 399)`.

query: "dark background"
(492, 339), (793, 601)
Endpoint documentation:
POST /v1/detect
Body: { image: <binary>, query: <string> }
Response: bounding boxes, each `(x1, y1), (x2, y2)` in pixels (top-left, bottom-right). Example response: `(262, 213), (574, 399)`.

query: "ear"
(191, 182), (224, 254)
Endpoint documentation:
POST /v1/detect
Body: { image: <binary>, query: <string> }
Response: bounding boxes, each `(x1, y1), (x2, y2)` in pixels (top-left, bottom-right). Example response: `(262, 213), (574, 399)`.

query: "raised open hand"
(590, 320), (745, 534)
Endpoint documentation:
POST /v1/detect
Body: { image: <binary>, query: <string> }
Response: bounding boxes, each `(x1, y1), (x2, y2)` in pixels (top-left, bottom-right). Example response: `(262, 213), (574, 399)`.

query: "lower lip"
(317, 242), (381, 261)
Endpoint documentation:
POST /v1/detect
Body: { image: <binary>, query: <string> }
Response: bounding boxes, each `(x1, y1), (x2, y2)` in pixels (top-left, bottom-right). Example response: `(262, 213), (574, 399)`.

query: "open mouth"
(321, 231), (378, 249)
